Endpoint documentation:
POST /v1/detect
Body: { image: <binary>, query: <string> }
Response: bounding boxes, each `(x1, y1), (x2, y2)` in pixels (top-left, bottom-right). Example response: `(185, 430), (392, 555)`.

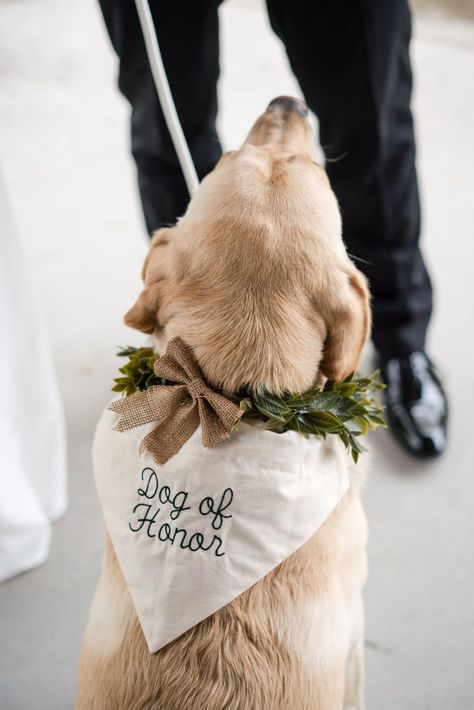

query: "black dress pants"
(98, 0), (432, 358)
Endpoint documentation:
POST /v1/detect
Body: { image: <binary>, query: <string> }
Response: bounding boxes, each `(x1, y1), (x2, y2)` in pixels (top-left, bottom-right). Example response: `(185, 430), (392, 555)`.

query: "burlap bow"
(109, 337), (243, 465)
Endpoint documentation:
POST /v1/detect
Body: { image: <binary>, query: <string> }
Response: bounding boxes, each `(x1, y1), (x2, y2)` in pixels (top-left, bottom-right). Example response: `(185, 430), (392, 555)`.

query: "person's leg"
(98, 0), (222, 233)
(265, 0), (431, 358)
(266, 0), (447, 457)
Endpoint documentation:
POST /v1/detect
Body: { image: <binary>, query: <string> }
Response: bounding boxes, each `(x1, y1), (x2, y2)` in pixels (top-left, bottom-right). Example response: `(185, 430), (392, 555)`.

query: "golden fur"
(77, 100), (371, 710)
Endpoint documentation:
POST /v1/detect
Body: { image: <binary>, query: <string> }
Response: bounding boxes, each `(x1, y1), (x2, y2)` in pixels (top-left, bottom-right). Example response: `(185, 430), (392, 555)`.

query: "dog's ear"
(319, 267), (371, 382)
(124, 228), (172, 334)
(124, 282), (162, 334)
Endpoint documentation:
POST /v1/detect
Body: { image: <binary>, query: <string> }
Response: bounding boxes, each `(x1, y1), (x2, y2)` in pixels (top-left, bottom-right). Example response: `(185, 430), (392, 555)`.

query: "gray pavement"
(0, 1), (473, 708)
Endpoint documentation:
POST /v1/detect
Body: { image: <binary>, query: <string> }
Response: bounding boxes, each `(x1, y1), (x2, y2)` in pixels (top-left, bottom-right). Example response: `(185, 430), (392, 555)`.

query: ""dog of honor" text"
(128, 467), (234, 557)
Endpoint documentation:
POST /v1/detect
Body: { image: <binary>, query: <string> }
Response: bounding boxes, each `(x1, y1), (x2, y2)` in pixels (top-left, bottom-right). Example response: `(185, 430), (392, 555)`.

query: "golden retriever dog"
(77, 96), (371, 710)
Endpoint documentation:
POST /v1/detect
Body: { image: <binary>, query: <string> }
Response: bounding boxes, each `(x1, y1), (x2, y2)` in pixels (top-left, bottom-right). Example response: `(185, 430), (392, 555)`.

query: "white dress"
(0, 168), (67, 582)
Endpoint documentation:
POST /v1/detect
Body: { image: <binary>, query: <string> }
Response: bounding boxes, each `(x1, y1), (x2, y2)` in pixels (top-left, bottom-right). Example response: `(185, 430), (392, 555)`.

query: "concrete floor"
(1, 1), (473, 708)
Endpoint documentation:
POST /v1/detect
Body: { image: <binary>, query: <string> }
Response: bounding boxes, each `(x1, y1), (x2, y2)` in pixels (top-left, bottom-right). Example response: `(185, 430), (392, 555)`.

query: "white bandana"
(93, 403), (350, 653)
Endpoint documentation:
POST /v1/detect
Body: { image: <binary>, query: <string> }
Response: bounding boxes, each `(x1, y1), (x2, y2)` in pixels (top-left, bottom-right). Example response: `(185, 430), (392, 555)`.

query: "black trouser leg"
(98, 0), (222, 233)
(266, 0), (432, 358)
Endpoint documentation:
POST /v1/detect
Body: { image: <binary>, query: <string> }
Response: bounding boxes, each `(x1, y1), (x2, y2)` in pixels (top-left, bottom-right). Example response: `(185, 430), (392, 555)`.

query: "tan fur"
(78, 101), (371, 709)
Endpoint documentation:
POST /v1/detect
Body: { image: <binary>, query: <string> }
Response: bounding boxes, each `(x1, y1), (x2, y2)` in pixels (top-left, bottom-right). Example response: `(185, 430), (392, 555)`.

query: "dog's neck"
(149, 331), (325, 396)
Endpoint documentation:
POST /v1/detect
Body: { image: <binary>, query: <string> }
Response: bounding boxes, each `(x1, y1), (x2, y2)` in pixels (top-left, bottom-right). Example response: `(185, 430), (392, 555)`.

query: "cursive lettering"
(198, 488), (234, 530)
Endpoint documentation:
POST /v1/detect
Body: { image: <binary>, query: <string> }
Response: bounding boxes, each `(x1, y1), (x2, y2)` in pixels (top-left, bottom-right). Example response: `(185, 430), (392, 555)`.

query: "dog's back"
(78, 476), (367, 710)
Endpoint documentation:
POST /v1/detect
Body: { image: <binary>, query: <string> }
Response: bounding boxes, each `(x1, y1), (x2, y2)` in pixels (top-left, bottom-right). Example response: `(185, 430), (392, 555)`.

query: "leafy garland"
(113, 346), (385, 463)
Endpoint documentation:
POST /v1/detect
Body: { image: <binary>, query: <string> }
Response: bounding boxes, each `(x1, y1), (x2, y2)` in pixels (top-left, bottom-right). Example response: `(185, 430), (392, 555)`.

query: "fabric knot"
(109, 337), (243, 465)
(187, 378), (208, 400)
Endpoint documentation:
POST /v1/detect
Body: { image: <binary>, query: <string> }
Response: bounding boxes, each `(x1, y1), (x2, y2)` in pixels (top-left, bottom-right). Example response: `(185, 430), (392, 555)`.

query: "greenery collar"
(112, 346), (385, 463)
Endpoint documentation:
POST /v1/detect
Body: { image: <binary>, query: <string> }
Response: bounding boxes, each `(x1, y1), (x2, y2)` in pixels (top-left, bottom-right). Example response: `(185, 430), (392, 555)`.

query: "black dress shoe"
(379, 352), (448, 458)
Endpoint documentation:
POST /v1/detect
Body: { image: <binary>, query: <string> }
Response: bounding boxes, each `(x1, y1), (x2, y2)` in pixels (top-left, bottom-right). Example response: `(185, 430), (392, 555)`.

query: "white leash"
(134, 0), (200, 198)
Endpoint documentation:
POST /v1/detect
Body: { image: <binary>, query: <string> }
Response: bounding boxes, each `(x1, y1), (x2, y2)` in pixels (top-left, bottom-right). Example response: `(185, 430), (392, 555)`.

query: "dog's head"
(125, 97), (371, 394)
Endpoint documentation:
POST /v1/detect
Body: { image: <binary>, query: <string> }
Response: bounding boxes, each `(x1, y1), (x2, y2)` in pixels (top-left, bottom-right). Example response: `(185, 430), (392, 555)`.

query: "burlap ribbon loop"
(109, 337), (243, 465)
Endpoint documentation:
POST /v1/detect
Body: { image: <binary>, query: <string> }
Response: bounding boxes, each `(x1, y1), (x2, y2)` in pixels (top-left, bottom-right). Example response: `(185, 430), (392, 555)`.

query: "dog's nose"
(267, 96), (308, 117)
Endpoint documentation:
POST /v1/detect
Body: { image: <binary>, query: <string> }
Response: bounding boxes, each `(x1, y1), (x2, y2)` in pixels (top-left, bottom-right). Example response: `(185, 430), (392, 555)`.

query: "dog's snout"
(244, 95), (313, 153)
(267, 96), (308, 117)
